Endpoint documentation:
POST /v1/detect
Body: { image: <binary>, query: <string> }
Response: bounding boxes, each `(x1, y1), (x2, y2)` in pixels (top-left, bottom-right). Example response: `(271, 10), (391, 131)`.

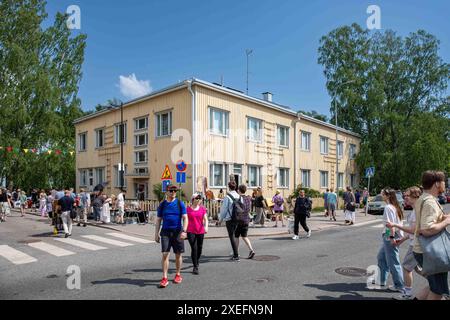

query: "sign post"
(161, 165), (173, 195)
(175, 160), (188, 201)
(365, 167), (375, 216)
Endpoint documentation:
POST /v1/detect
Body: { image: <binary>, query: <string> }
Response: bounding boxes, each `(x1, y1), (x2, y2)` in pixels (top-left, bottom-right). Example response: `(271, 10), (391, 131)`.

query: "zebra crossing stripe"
(371, 224), (385, 228)
(106, 233), (154, 244)
(0, 245), (37, 265)
(28, 242), (75, 257)
(54, 238), (107, 251)
(81, 235), (133, 247)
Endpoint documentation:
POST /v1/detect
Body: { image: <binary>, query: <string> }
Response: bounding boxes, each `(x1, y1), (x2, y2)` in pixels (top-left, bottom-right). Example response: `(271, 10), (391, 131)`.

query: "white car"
(368, 193), (404, 215)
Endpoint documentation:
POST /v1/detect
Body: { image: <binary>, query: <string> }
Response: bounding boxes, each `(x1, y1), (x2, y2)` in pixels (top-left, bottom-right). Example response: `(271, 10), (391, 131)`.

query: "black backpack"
(227, 193), (245, 222)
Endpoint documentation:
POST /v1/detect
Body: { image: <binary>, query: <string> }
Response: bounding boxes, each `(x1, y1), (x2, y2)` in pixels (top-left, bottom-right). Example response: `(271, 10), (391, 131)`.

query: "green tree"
(0, 0), (86, 190)
(318, 24), (450, 191)
(299, 110), (328, 122)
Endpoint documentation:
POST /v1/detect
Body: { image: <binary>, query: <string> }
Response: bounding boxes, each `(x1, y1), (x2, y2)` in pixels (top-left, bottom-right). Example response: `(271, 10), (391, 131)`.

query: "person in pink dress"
(187, 193), (208, 275)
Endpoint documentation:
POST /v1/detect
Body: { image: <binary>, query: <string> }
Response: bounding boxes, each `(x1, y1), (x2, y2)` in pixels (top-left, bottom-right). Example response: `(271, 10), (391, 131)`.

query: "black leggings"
(294, 213), (309, 235)
(187, 233), (204, 268)
(226, 221), (239, 258)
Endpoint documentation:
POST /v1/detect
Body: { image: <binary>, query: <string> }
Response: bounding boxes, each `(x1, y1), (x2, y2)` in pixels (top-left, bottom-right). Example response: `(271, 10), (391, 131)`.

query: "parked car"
(438, 194), (447, 205)
(368, 193), (404, 215)
(446, 193), (450, 203)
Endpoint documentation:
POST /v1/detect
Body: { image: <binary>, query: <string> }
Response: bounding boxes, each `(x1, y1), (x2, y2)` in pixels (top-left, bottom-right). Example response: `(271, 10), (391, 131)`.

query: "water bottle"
(385, 227), (390, 237)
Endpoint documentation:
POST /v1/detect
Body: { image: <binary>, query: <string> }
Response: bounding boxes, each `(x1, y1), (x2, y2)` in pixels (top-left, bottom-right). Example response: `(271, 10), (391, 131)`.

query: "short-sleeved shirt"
(383, 204), (403, 239)
(327, 192), (337, 205)
(272, 195), (284, 211)
(413, 193), (445, 254)
(323, 192), (329, 204)
(406, 210), (416, 246)
(157, 198), (187, 231)
(58, 196), (74, 212)
(187, 206), (207, 234)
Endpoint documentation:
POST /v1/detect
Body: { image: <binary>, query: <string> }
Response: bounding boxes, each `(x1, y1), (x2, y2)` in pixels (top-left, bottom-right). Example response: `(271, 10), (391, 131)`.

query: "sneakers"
(394, 293), (414, 300)
(387, 286), (403, 292)
(83, 223), (87, 227)
(306, 231), (311, 238)
(64, 233), (69, 238)
(159, 277), (169, 288)
(193, 267), (199, 275)
(292, 235), (299, 240)
(230, 256), (240, 262)
(248, 250), (255, 259)
(173, 274), (183, 284)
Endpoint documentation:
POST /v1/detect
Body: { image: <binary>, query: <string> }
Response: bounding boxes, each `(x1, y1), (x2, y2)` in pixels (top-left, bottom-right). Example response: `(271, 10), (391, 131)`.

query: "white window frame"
(301, 131), (311, 151)
(320, 171), (329, 189)
(134, 116), (148, 131)
(247, 117), (263, 143)
(248, 165), (262, 188)
(134, 150), (148, 164)
(79, 169), (87, 187)
(95, 128), (105, 149)
(114, 165), (128, 188)
(277, 168), (289, 188)
(337, 172), (344, 189)
(209, 163), (229, 188)
(156, 111), (172, 137)
(95, 167), (105, 186)
(114, 123), (127, 144)
(209, 107), (229, 137)
(301, 170), (311, 188)
(277, 125), (289, 147)
(320, 136), (329, 155)
(337, 141), (344, 159)
(350, 144), (357, 159)
(134, 133), (148, 147)
(78, 132), (87, 152)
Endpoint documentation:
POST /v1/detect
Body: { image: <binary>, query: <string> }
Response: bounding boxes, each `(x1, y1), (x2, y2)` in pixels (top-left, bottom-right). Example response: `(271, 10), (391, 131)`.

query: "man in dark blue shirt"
(58, 190), (75, 238)
(155, 185), (188, 288)
(293, 190), (312, 240)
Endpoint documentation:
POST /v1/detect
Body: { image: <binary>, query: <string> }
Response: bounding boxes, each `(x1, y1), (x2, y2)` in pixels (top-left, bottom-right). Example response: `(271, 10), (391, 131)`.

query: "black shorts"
(414, 252), (449, 296)
(235, 223), (249, 238)
(274, 210), (283, 214)
(160, 229), (185, 254)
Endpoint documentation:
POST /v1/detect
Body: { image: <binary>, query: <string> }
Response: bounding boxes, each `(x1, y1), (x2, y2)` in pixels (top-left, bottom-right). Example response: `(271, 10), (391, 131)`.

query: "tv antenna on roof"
(246, 49), (253, 95)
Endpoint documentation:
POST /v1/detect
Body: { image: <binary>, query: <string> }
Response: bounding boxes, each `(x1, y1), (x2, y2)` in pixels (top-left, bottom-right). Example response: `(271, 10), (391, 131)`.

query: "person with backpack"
(272, 190), (285, 228)
(292, 190), (312, 240)
(155, 185), (188, 288)
(186, 193), (208, 275)
(218, 181), (242, 261)
(235, 185), (255, 259)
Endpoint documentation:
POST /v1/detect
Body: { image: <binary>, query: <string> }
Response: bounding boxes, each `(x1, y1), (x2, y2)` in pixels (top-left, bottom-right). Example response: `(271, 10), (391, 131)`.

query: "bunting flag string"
(0, 146), (75, 156)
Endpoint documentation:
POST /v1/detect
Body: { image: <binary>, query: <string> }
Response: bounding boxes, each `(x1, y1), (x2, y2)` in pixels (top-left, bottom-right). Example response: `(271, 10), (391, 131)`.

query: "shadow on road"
(91, 278), (160, 287)
(304, 282), (389, 300)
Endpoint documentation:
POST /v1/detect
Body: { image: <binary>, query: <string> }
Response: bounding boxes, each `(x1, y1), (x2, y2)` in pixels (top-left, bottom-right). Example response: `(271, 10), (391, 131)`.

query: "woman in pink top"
(187, 193), (208, 275)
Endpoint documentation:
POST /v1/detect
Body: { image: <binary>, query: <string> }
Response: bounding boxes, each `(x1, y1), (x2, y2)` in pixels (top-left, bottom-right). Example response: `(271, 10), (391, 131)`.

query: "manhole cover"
(335, 267), (368, 277)
(252, 255), (280, 261)
(46, 275), (59, 279)
(17, 239), (41, 244)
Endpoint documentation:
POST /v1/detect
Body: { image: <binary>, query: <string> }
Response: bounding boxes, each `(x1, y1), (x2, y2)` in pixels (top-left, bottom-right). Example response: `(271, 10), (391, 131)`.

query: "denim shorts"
(413, 252), (449, 296)
(160, 229), (185, 254)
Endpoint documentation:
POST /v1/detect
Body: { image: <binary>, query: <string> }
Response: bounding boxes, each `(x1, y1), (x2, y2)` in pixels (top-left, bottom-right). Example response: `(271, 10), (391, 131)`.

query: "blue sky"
(45, 0), (450, 117)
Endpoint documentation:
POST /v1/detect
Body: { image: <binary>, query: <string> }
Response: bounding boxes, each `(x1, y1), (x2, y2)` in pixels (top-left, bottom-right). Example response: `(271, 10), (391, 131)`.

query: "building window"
(134, 133), (148, 147)
(320, 171), (329, 189)
(79, 170), (87, 186)
(301, 131), (311, 151)
(156, 112), (172, 137)
(320, 136), (329, 155)
(301, 170), (311, 188)
(337, 173), (344, 189)
(114, 165), (127, 188)
(134, 183), (148, 200)
(88, 169), (94, 186)
(337, 141), (343, 159)
(247, 117), (263, 143)
(209, 107), (229, 136)
(134, 150), (148, 164)
(350, 174), (356, 188)
(277, 125), (289, 147)
(134, 167), (148, 175)
(248, 166), (262, 188)
(135, 117), (148, 131)
(350, 144), (357, 159)
(114, 123), (127, 144)
(278, 168), (289, 188)
(95, 168), (105, 185)
(209, 163), (229, 187)
(78, 133), (87, 152)
(95, 128), (104, 148)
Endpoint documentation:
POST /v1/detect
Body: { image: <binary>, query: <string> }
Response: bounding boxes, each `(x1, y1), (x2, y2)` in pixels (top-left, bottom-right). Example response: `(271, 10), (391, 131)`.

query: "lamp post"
(109, 101), (124, 191)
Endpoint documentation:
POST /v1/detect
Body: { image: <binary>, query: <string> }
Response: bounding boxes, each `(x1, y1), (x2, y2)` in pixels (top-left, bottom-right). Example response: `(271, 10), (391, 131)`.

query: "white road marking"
(28, 242), (75, 257)
(81, 235), (133, 247)
(106, 233), (154, 244)
(354, 220), (384, 227)
(0, 245), (37, 265)
(54, 238), (107, 251)
(371, 224), (385, 228)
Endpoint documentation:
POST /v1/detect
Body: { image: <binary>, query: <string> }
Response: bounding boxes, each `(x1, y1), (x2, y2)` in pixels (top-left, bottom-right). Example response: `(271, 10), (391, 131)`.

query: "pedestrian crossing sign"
(365, 167), (375, 178)
(161, 165), (173, 180)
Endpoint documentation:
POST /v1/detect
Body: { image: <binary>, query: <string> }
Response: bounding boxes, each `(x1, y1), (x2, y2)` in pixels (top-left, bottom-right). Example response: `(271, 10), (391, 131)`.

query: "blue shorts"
(160, 229), (185, 254)
(414, 252), (449, 296)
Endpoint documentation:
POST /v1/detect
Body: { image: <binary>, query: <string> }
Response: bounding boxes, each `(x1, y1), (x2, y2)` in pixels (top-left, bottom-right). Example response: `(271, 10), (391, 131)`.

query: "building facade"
(74, 79), (360, 199)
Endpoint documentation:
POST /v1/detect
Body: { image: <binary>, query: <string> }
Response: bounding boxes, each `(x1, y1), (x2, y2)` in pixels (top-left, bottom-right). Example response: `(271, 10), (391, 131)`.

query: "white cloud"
(118, 74), (152, 99)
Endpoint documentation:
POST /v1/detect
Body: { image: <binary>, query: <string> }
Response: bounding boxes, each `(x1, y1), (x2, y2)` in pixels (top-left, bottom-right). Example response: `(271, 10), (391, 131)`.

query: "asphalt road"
(1, 204), (449, 300)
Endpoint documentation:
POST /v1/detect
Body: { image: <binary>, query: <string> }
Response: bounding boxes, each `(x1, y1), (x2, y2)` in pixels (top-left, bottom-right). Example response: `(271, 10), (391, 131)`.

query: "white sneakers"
(292, 232), (311, 240)
(307, 230), (311, 238)
(292, 235), (299, 240)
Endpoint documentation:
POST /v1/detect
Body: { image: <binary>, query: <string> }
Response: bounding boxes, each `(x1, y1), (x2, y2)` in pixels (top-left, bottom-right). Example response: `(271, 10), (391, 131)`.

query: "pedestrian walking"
(327, 188), (338, 221)
(362, 187), (369, 211)
(46, 191), (54, 221)
(374, 188), (405, 293)
(218, 181), (242, 261)
(272, 190), (285, 227)
(116, 190), (125, 224)
(77, 188), (88, 227)
(323, 189), (329, 217)
(235, 185), (255, 259)
(58, 190), (75, 238)
(292, 190), (311, 240)
(0, 188), (12, 222)
(92, 190), (104, 222)
(355, 189), (361, 208)
(101, 195), (112, 224)
(412, 171), (450, 300)
(253, 187), (267, 227)
(39, 191), (47, 217)
(19, 190), (27, 217)
(31, 189), (38, 212)
(186, 193), (208, 275)
(344, 187), (356, 225)
(386, 186), (423, 300)
(155, 185), (188, 288)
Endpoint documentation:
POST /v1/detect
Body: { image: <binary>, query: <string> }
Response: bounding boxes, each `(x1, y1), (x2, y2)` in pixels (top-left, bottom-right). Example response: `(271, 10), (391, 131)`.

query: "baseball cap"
(167, 185), (179, 191)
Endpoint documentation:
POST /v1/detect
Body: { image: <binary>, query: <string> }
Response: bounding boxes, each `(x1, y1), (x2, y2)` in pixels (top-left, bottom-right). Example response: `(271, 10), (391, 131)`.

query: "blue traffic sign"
(365, 167), (375, 178)
(176, 160), (187, 172)
(176, 172), (186, 184)
(162, 180), (171, 192)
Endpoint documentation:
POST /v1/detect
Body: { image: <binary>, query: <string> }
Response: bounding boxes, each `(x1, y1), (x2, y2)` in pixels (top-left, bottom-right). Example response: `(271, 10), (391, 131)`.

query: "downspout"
(293, 112), (302, 190)
(187, 80), (196, 195)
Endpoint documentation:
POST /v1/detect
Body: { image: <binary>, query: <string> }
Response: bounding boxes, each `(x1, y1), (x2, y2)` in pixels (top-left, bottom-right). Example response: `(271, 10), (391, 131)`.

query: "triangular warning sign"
(161, 165), (173, 180)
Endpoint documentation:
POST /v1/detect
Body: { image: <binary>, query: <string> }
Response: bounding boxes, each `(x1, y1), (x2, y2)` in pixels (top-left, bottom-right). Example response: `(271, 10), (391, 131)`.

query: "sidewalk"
(14, 208), (381, 240)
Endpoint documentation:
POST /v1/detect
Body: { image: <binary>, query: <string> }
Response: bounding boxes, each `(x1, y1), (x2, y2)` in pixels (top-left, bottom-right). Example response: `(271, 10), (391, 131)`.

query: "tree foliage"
(318, 24), (450, 192)
(0, 0), (87, 191)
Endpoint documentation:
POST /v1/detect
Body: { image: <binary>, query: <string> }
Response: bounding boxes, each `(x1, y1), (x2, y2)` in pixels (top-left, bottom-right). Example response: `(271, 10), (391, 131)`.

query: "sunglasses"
(194, 197), (202, 200)
(168, 190), (177, 193)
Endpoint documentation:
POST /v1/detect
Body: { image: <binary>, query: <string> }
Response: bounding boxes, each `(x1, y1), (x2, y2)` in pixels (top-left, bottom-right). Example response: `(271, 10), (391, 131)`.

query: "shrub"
(152, 183), (187, 202)
(290, 184), (322, 199)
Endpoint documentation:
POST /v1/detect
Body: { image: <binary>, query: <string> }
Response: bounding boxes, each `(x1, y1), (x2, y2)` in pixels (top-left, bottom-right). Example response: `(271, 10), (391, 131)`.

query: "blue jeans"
(93, 206), (101, 221)
(377, 236), (404, 289)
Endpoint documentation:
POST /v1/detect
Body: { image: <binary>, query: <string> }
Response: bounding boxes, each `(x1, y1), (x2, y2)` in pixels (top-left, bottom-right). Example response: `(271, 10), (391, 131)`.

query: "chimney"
(262, 92), (273, 102)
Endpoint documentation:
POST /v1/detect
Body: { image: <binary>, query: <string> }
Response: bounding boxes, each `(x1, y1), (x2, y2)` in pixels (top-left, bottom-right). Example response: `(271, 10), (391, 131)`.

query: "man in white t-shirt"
(116, 190), (125, 224)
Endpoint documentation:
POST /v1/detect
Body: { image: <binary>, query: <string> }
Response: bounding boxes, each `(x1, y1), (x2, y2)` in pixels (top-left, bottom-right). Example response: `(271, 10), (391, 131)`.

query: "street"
(1, 204), (449, 300)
